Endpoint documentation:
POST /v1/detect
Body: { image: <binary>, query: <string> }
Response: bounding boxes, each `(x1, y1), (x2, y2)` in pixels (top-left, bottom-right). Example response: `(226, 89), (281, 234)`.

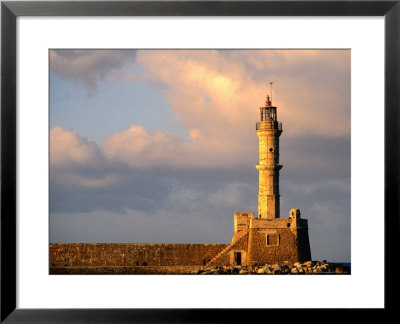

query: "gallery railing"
(256, 122), (282, 131)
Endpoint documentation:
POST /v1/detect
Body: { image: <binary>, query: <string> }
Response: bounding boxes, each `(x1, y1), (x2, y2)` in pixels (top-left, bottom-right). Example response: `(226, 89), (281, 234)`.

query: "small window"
(266, 233), (279, 246)
(287, 223), (291, 227)
(269, 148), (274, 152)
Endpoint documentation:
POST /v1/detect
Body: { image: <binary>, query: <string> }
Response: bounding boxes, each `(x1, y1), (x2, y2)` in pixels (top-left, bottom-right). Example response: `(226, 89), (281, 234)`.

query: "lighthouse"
(256, 92), (283, 219)
(213, 87), (311, 266)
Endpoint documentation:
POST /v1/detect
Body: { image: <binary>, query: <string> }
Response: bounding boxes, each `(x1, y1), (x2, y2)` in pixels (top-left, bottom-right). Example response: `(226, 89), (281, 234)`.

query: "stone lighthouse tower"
(256, 93), (282, 219)
(207, 87), (311, 267)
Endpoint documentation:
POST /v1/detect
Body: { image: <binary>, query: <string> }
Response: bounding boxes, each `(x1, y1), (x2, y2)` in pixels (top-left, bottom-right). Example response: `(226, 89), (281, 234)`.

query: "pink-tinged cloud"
(102, 124), (252, 169)
(50, 126), (104, 169)
(51, 50), (350, 171)
(98, 50), (350, 169)
(132, 49), (350, 138)
(102, 125), (182, 168)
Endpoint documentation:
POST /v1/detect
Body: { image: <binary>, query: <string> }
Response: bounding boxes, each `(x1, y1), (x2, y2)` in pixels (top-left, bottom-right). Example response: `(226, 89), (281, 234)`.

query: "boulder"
(335, 267), (345, 274)
(196, 260), (349, 275)
(271, 264), (282, 271)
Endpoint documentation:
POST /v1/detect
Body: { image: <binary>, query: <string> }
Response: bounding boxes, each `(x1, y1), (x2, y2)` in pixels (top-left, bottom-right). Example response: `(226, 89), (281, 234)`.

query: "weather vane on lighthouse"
(269, 82), (273, 104)
(266, 82), (273, 106)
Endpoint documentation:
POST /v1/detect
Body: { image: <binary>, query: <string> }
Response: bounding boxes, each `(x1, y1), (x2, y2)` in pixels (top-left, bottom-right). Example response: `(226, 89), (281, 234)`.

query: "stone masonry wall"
(247, 227), (303, 265)
(296, 227), (312, 262)
(50, 266), (203, 275)
(50, 243), (228, 267)
(208, 232), (249, 266)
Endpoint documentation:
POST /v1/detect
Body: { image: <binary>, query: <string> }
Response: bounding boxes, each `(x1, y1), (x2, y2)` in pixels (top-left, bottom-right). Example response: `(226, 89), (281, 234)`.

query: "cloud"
(50, 175), (257, 244)
(101, 123), (255, 169)
(307, 201), (351, 261)
(102, 125), (183, 168)
(282, 134), (351, 181)
(166, 181), (255, 213)
(50, 126), (105, 169)
(95, 50), (350, 170)
(50, 125), (350, 214)
(133, 49), (350, 138)
(55, 173), (120, 189)
(51, 49), (350, 171)
(50, 207), (233, 244)
(50, 49), (137, 91)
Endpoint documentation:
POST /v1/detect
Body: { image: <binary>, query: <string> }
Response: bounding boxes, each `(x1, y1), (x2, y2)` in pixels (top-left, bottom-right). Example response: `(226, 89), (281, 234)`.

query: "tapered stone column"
(256, 95), (282, 219)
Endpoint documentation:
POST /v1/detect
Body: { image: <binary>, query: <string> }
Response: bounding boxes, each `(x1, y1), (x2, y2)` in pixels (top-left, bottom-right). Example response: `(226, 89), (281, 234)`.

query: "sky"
(49, 49), (351, 262)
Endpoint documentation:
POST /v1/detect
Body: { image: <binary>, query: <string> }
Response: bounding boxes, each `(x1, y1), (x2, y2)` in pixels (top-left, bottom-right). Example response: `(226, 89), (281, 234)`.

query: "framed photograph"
(2, 0), (398, 321)
(48, 47), (347, 276)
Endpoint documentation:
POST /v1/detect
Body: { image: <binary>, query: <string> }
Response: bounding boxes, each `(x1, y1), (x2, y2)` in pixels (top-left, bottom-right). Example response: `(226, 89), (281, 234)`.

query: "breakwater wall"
(50, 243), (228, 267)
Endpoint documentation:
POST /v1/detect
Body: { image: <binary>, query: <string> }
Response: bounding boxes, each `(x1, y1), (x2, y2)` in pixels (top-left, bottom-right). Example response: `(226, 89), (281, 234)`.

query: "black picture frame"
(1, 0), (398, 322)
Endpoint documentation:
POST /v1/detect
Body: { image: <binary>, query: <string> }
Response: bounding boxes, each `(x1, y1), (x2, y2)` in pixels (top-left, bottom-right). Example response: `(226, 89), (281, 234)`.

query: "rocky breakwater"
(196, 261), (350, 275)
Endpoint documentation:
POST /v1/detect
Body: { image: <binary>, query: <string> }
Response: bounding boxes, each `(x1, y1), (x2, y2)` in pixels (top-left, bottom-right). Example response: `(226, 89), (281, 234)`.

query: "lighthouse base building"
(206, 209), (311, 266)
